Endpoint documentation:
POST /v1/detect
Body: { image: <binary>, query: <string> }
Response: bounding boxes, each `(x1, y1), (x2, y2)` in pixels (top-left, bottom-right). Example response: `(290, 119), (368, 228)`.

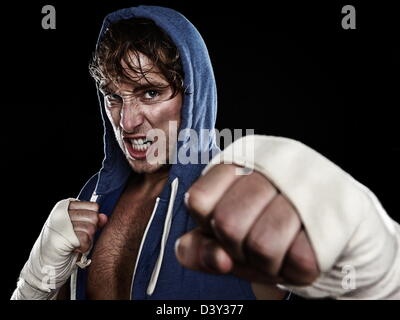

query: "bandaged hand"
(176, 135), (400, 299)
(11, 199), (107, 300)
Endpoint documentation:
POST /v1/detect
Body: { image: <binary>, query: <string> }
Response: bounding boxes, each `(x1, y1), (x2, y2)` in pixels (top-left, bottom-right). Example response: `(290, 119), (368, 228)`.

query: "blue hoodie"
(72, 5), (256, 300)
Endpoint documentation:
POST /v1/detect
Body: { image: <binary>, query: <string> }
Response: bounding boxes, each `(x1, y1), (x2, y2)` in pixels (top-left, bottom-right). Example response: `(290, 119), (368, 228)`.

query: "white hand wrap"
(203, 135), (400, 299)
(11, 198), (81, 300)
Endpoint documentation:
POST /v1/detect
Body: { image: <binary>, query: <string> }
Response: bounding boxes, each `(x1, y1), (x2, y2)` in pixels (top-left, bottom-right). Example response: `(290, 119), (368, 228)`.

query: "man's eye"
(144, 90), (160, 99)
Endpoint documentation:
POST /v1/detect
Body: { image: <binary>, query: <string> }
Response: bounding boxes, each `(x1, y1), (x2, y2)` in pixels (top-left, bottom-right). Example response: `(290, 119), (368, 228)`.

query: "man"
(11, 6), (400, 300)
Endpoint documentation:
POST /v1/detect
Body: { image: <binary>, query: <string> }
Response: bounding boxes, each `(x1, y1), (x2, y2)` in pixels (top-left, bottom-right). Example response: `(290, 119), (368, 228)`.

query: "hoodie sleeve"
(202, 134), (400, 299)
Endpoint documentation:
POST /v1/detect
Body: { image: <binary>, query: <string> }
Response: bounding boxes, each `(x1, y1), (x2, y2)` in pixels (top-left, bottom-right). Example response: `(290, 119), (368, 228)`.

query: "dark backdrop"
(1, 1), (399, 299)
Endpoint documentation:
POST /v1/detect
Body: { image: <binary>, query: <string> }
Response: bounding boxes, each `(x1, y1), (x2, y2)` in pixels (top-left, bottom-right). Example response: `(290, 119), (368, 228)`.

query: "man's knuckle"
(275, 194), (295, 213)
(81, 232), (92, 246)
(90, 212), (99, 224)
(212, 211), (240, 243)
(91, 202), (100, 212)
(251, 172), (277, 194)
(68, 201), (79, 210)
(68, 209), (75, 218)
(244, 234), (277, 264)
(287, 249), (319, 282)
(86, 223), (97, 236)
(188, 185), (210, 215)
(80, 243), (90, 253)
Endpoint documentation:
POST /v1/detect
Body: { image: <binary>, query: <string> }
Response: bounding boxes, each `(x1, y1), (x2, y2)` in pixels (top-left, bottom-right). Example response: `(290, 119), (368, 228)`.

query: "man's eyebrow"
(99, 81), (169, 94)
(131, 81), (169, 92)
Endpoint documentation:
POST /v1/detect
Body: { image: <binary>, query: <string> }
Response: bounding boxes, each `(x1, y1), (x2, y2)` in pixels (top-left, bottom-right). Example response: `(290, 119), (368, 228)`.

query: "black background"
(1, 1), (399, 300)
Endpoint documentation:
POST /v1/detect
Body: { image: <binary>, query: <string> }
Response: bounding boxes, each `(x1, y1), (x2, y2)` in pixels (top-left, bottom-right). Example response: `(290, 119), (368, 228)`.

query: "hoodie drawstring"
(146, 177), (179, 296)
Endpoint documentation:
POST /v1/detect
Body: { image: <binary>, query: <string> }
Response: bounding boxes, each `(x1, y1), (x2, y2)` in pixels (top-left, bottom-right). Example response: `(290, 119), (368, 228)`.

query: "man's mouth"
(130, 138), (152, 151)
(123, 136), (154, 160)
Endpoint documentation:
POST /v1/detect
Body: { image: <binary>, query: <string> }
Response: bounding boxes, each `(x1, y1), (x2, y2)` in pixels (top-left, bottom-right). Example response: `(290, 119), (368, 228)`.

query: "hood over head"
(92, 5), (218, 195)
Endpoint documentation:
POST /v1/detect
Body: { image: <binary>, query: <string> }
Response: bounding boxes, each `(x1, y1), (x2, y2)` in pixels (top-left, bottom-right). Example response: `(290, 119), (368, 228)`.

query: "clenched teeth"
(130, 138), (152, 151)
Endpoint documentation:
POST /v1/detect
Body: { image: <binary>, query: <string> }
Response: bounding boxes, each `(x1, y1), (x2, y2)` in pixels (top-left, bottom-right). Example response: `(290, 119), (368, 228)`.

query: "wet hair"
(89, 17), (184, 98)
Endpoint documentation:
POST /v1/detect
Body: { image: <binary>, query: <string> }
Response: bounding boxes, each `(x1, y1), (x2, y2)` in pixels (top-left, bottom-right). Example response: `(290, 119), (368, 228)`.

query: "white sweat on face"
(203, 135), (400, 299)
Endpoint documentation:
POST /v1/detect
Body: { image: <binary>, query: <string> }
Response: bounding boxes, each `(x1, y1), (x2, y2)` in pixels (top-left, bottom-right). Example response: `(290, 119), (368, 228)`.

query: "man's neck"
(128, 165), (171, 197)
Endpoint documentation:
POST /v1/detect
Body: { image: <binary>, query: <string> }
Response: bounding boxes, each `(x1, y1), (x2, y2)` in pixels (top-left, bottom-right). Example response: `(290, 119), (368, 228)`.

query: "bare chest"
(86, 191), (156, 300)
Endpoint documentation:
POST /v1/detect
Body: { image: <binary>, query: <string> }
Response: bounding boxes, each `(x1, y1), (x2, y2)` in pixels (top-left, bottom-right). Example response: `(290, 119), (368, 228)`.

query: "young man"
(11, 6), (400, 300)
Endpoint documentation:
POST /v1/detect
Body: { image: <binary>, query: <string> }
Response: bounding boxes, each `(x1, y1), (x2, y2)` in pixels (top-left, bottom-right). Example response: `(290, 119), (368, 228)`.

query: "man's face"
(100, 51), (182, 174)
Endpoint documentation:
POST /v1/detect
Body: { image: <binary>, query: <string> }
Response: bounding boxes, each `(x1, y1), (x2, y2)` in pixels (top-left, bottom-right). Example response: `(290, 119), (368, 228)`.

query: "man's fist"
(174, 135), (400, 299)
(68, 201), (108, 254)
(12, 198), (109, 299)
(175, 164), (320, 286)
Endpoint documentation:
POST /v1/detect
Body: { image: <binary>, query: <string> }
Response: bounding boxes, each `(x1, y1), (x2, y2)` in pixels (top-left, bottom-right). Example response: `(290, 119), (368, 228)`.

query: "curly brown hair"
(89, 17), (184, 98)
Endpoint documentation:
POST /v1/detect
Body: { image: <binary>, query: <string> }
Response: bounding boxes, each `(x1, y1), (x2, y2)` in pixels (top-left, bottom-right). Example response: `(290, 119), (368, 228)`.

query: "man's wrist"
(11, 277), (59, 300)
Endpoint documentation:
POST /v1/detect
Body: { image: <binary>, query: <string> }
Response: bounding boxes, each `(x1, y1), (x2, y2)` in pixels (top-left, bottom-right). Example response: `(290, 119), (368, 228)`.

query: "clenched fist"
(175, 135), (400, 299)
(12, 198), (108, 299)
(68, 201), (108, 254)
(175, 164), (320, 287)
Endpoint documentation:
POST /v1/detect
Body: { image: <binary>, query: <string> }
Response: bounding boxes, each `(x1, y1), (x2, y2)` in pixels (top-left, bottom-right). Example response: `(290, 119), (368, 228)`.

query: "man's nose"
(119, 101), (144, 133)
